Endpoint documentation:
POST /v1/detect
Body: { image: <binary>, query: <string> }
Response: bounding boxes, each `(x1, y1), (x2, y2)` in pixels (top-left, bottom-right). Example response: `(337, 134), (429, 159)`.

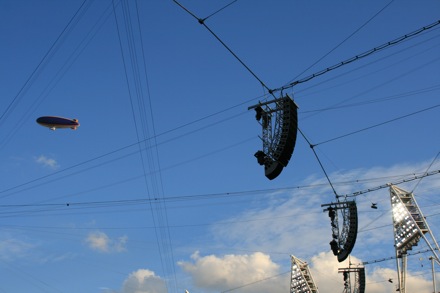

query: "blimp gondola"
(36, 116), (80, 130)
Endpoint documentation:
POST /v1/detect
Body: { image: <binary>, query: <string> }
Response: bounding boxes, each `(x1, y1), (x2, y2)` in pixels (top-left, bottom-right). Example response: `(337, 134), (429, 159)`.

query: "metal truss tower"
(338, 267), (365, 293)
(290, 255), (319, 293)
(322, 200), (359, 262)
(390, 185), (440, 293)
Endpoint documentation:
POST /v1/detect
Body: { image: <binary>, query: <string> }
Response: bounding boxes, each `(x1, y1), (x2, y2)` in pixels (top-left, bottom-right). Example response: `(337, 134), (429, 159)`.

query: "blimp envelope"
(36, 116), (80, 130)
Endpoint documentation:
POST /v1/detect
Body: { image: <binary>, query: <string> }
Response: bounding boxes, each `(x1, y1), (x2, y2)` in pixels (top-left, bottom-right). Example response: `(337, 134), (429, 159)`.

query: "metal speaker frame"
(249, 94), (298, 180)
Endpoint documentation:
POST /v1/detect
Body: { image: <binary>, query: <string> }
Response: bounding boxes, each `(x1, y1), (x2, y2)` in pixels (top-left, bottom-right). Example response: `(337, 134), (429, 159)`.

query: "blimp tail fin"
(71, 119), (79, 130)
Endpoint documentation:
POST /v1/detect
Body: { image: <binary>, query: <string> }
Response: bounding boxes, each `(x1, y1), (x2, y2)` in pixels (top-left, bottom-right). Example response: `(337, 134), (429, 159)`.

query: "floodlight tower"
(390, 185), (440, 293)
(248, 94), (298, 180)
(338, 267), (365, 293)
(322, 200), (358, 262)
(290, 255), (319, 293)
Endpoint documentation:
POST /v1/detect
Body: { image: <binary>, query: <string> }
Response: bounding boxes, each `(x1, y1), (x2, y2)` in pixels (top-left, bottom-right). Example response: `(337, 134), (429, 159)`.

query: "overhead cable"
(113, 0), (177, 290)
(362, 247), (439, 265)
(411, 151), (440, 193)
(274, 19), (440, 93)
(0, 0), (91, 127)
(342, 169), (440, 198)
(0, 110), (247, 199)
(4, 170), (437, 211)
(172, 0), (273, 95)
(284, 0), (395, 86)
(314, 104), (440, 147)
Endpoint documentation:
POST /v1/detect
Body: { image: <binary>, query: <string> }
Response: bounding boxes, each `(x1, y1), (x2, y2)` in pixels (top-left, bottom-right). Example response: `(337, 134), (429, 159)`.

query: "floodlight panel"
(391, 202), (409, 223)
(390, 187), (425, 253)
(291, 263), (310, 293)
(290, 256), (319, 293)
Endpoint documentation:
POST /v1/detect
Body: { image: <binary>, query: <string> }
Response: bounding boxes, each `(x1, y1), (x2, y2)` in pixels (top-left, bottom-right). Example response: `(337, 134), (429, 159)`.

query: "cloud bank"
(85, 231), (127, 253)
(103, 269), (167, 293)
(177, 160), (440, 292)
(179, 251), (287, 293)
(122, 269), (167, 293)
(107, 160), (440, 293)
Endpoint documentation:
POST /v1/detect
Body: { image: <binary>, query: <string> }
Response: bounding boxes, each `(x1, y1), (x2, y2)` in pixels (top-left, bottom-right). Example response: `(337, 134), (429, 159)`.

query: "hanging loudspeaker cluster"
(337, 201), (358, 262)
(250, 94), (299, 180)
(323, 200), (358, 263)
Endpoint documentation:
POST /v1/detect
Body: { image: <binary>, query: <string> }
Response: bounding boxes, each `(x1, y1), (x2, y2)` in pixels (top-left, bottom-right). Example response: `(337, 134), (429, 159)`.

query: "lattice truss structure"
(338, 267), (365, 293)
(322, 200), (358, 262)
(290, 255), (319, 293)
(390, 185), (440, 293)
(249, 94), (298, 180)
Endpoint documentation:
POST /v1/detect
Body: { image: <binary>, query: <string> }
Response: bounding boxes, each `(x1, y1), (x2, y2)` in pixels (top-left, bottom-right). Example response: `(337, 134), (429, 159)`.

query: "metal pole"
(396, 255), (402, 292)
(401, 254), (407, 293)
(430, 256), (436, 293)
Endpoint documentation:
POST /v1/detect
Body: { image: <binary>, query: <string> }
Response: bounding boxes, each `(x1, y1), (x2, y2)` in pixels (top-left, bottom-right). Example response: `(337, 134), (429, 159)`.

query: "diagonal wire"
(0, 0), (91, 127)
(221, 270), (290, 292)
(172, 0), (343, 203)
(298, 128), (339, 199)
(275, 19), (440, 93)
(112, 0), (171, 289)
(134, 0), (178, 288)
(411, 151), (440, 193)
(313, 104), (440, 147)
(202, 0), (238, 22)
(285, 0), (395, 86)
(172, 0), (274, 95)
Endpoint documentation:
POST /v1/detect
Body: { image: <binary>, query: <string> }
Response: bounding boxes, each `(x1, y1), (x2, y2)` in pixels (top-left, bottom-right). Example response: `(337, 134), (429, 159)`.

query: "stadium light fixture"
(290, 255), (319, 293)
(389, 185), (440, 293)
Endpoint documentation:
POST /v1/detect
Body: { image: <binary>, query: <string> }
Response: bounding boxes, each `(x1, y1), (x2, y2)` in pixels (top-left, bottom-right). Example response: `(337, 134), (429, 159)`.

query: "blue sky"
(1, 0), (440, 292)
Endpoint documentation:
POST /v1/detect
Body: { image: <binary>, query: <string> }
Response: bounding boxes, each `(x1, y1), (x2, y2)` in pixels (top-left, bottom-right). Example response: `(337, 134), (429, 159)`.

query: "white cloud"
(86, 231), (109, 252)
(209, 183), (334, 259)
(178, 160), (440, 292)
(85, 231), (127, 253)
(366, 266), (433, 293)
(178, 251), (288, 293)
(178, 250), (436, 293)
(35, 154), (59, 169)
(308, 251), (434, 293)
(96, 161), (440, 293)
(208, 160), (440, 260)
(0, 237), (34, 261)
(0, 234), (78, 264)
(122, 269), (167, 293)
(102, 269), (167, 293)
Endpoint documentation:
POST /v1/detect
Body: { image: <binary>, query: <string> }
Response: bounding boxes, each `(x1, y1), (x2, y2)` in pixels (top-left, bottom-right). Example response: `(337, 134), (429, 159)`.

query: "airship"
(36, 116), (80, 130)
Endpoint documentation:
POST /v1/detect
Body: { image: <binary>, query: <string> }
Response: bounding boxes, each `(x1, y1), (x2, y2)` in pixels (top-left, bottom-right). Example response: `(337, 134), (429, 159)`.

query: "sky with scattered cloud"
(1, 1), (439, 292)
(94, 160), (440, 293)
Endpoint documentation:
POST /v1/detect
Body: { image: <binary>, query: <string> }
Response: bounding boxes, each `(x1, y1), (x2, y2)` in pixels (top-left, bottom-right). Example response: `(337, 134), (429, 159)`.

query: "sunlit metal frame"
(338, 267), (365, 293)
(390, 185), (440, 293)
(290, 255), (319, 293)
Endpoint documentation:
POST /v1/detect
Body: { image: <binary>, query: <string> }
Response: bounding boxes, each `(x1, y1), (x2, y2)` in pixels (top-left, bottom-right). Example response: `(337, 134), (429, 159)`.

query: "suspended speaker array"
(249, 94), (298, 180)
